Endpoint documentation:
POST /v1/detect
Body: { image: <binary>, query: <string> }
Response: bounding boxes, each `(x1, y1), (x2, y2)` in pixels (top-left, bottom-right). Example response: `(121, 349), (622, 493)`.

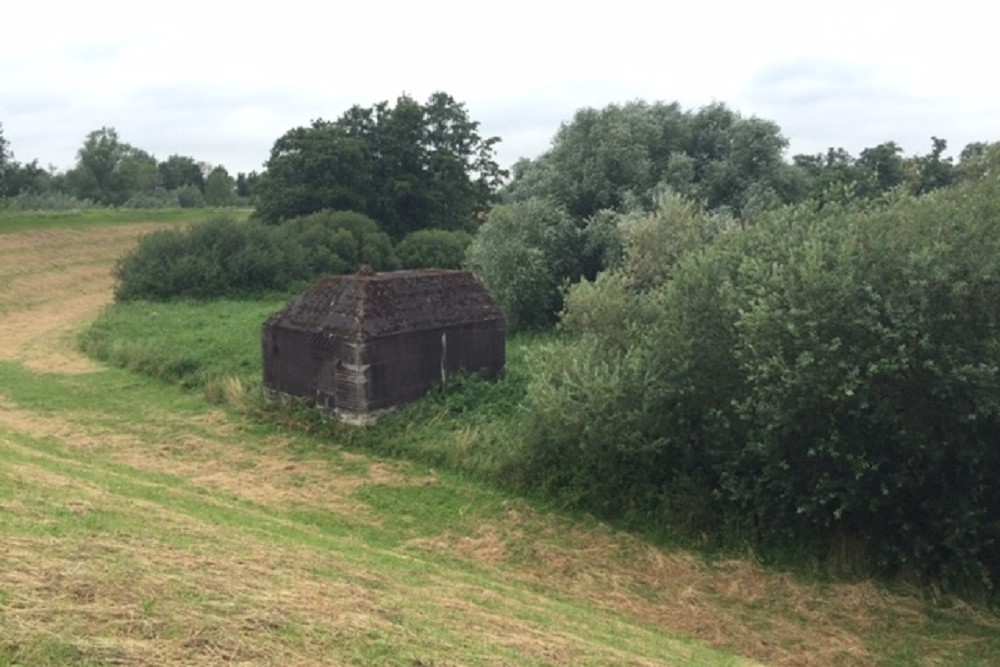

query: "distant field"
(0, 207), (251, 234)
(1, 213), (998, 665)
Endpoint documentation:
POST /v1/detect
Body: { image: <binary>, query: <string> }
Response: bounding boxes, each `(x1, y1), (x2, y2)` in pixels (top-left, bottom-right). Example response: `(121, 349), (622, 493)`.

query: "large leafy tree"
(790, 138), (960, 205)
(505, 101), (791, 220)
(158, 154), (205, 192)
(911, 136), (956, 194)
(254, 121), (372, 222)
(255, 92), (506, 236)
(466, 198), (583, 330)
(235, 171), (260, 198)
(855, 141), (906, 196)
(203, 165), (236, 206)
(65, 127), (157, 205)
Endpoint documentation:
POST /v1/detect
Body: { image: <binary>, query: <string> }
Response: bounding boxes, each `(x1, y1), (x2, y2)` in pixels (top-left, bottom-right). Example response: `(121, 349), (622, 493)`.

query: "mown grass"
(0, 207), (251, 235)
(0, 354), (751, 666)
(75, 294), (1000, 665)
(6, 213), (999, 664)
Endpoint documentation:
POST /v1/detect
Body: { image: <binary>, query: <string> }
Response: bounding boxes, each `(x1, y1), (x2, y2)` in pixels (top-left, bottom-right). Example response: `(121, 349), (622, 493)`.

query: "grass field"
(0, 207), (251, 235)
(1, 215), (998, 665)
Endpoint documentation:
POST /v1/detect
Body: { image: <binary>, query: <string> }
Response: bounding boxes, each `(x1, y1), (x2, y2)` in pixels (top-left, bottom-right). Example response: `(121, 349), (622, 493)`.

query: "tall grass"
(81, 299), (284, 391)
(80, 297), (535, 484)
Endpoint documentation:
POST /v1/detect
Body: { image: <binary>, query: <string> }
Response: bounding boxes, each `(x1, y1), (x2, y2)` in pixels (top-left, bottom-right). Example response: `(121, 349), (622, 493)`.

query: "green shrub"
(712, 189), (1000, 590)
(122, 187), (180, 208)
(618, 191), (734, 290)
(114, 210), (396, 301)
(580, 208), (624, 278)
(175, 185), (205, 208)
(519, 178), (1000, 593)
(467, 198), (583, 330)
(2, 191), (97, 211)
(395, 228), (472, 269)
(114, 217), (296, 300)
(282, 210), (397, 273)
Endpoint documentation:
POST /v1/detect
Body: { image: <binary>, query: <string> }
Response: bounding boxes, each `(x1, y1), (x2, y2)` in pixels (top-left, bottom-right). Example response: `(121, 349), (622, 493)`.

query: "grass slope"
(0, 207), (251, 235)
(0, 360), (752, 666)
(1, 214), (998, 665)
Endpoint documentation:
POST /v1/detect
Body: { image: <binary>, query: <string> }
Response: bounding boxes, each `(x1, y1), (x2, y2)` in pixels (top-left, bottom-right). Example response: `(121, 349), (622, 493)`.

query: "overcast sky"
(2, 1), (997, 176)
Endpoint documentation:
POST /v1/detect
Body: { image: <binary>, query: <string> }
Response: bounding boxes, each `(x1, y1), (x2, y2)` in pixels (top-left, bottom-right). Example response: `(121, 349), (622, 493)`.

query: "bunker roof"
(264, 269), (503, 339)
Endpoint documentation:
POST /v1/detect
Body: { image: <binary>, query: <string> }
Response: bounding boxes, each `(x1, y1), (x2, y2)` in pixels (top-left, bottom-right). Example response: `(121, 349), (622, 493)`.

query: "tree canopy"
(204, 166), (236, 206)
(254, 92), (506, 236)
(65, 127), (157, 206)
(158, 154), (205, 192)
(504, 101), (794, 220)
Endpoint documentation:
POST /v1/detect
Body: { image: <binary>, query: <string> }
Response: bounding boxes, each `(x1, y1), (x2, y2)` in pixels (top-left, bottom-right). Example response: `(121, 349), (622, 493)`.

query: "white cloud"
(2, 1), (998, 173)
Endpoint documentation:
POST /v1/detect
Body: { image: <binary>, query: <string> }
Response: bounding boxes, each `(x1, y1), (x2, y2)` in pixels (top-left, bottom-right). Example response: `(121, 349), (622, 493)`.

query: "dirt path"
(0, 224), (157, 373)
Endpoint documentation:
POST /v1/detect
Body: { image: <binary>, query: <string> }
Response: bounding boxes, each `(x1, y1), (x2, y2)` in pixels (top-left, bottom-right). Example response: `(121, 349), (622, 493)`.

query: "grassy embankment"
(0, 207), (251, 234)
(0, 216), (759, 665)
(1, 212), (998, 665)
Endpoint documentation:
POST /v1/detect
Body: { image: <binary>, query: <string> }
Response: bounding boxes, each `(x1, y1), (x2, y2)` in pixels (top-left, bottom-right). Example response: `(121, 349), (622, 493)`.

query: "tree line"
(465, 102), (998, 330)
(5, 94), (992, 227)
(0, 124), (258, 209)
(30, 91), (999, 596)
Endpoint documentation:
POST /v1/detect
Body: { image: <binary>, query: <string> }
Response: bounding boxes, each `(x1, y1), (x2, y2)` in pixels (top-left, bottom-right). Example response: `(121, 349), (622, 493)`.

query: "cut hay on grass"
(405, 508), (1000, 666)
(0, 224), (165, 374)
(1, 218), (998, 666)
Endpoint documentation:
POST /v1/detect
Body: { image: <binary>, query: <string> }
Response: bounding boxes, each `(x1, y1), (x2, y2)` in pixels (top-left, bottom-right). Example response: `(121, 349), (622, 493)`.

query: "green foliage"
(558, 272), (662, 349)
(911, 137), (956, 194)
(519, 177), (1000, 593)
(0, 158), (55, 198)
(113, 217), (296, 300)
(255, 92), (506, 236)
(617, 191), (733, 290)
(466, 198), (582, 331)
(235, 171), (259, 199)
(506, 100), (791, 221)
(113, 210), (395, 301)
(281, 210), (397, 275)
(66, 127), (158, 206)
(714, 187), (1000, 590)
(157, 154), (204, 192)
(579, 208), (624, 278)
(203, 165), (237, 206)
(394, 228), (472, 269)
(174, 184), (205, 208)
(1, 191), (96, 211)
(956, 141), (1000, 182)
(518, 335), (680, 518)
(254, 121), (371, 223)
(0, 122), (9, 196)
(791, 138), (962, 207)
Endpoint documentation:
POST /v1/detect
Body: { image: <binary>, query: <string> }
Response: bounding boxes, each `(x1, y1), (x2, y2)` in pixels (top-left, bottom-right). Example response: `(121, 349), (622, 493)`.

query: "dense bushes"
(0, 191), (97, 211)
(395, 229), (472, 269)
(114, 211), (396, 300)
(115, 217), (296, 300)
(282, 210), (397, 274)
(466, 198), (584, 330)
(114, 211), (480, 301)
(519, 179), (1000, 593)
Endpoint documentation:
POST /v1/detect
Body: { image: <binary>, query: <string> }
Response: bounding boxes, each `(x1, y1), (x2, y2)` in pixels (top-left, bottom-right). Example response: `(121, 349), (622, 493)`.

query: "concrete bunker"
(262, 268), (505, 425)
